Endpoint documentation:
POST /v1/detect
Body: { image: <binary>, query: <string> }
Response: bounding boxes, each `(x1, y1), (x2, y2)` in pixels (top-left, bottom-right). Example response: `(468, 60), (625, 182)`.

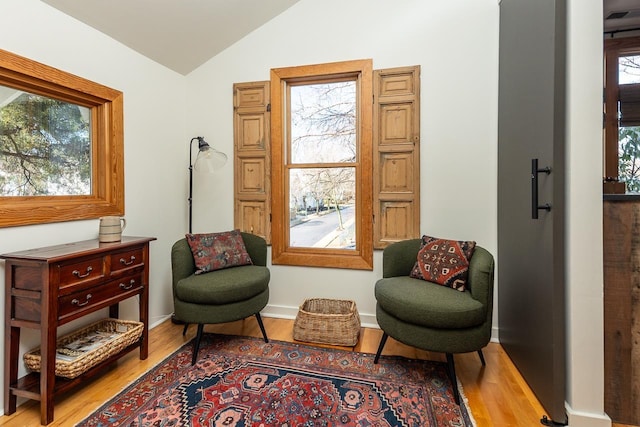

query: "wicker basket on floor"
(24, 318), (143, 379)
(293, 298), (361, 346)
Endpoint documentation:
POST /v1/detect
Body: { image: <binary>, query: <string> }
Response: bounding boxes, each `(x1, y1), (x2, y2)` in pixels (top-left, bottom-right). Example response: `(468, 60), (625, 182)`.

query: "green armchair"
(171, 232), (270, 364)
(373, 238), (495, 404)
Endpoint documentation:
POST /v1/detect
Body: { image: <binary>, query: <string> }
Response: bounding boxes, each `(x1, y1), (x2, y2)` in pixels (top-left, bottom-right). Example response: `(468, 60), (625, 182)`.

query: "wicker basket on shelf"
(23, 318), (143, 379)
(293, 298), (361, 346)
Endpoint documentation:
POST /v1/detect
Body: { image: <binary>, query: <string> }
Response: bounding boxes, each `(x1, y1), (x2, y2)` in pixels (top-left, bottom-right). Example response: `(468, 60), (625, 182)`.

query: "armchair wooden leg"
(445, 353), (461, 405)
(182, 323), (189, 336)
(477, 349), (486, 366)
(255, 313), (269, 343)
(374, 332), (389, 364)
(191, 324), (204, 365)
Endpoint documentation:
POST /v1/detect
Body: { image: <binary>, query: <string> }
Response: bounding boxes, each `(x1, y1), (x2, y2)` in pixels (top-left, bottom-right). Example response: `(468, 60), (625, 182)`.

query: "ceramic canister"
(98, 216), (126, 242)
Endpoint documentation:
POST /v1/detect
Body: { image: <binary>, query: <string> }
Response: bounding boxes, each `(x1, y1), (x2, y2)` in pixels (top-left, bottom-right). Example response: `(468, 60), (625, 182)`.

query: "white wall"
(187, 0), (609, 424)
(186, 0), (499, 327)
(0, 0), (609, 424)
(565, 1), (610, 425)
(0, 0), (188, 413)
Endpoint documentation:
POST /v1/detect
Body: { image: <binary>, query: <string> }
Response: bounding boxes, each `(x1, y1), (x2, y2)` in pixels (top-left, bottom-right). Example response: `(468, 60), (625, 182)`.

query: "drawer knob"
(71, 294), (92, 307)
(119, 279), (136, 290)
(72, 266), (93, 278)
(120, 256), (136, 266)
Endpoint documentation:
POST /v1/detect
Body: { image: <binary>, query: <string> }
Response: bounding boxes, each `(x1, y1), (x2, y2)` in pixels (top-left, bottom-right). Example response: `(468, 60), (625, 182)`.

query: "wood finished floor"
(0, 317), (630, 426)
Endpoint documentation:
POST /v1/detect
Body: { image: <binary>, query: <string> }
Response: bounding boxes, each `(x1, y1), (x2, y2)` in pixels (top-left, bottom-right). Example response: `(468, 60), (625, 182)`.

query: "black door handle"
(531, 158), (552, 219)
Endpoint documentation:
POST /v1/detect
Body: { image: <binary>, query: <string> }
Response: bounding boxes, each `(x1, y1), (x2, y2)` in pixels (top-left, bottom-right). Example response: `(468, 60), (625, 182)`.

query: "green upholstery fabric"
(171, 232), (269, 325)
(381, 238), (423, 278)
(375, 277), (485, 329)
(176, 265), (269, 304)
(375, 240), (494, 354)
(376, 306), (491, 354)
(173, 289), (269, 325)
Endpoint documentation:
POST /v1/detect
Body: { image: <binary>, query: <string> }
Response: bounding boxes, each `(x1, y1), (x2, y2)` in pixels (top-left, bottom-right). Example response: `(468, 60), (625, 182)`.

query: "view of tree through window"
(619, 55), (640, 193)
(0, 86), (91, 196)
(288, 81), (357, 249)
(270, 59), (372, 269)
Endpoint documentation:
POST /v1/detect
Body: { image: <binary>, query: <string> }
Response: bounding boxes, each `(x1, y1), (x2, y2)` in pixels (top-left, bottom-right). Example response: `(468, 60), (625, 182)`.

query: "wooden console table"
(1, 236), (156, 425)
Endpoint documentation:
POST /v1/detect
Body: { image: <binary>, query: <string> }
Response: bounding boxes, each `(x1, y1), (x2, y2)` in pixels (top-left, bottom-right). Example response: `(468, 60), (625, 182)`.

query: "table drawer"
(58, 274), (143, 321)
(110, 247), (144, 273)
(59, 256), (105, 290)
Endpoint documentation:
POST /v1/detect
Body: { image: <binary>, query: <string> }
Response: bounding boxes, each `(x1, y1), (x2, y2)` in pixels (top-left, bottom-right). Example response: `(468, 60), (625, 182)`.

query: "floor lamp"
(173, 136), (227, 325)
(188, 136), (227, 233)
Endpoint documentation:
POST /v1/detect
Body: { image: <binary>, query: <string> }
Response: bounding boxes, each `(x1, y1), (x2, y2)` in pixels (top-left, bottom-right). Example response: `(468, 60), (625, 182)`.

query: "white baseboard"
(260, 304), (298, 320)
(150, 314), (173, 329)
(565, 402), (611, 427)
(491, 326), (499, 343)
(262, 304), (379, 328)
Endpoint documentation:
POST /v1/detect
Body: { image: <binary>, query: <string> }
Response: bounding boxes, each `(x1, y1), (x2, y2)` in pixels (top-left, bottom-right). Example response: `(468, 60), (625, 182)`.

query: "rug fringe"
(457, 378), (478, 427)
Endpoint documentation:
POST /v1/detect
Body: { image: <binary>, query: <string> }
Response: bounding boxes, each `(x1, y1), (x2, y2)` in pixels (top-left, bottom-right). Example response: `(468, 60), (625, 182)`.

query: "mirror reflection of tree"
(0, 89), (90, 196)
(288, 80), (357, 248)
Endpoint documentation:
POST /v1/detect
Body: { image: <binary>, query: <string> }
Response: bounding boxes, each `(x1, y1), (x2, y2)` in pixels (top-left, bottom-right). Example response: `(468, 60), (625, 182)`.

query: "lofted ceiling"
(41, 1), (638, 75)
(41, 0), (300, 75)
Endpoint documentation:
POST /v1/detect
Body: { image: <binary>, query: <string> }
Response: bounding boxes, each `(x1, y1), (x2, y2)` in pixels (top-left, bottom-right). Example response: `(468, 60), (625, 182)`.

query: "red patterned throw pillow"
(409, 235), (476, 291)
(185, 229), (252, 274)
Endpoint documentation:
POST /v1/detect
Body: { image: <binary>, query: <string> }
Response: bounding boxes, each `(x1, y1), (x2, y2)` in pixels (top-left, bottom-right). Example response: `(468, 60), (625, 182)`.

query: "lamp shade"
(188, 136), (227, 234)
(194, 145), (227, 173)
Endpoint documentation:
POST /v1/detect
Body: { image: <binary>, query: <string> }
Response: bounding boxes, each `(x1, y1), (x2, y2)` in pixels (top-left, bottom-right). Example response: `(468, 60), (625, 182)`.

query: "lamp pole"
(176, 137), (208, 326)
(176, 136), (225, 325)
(188, 137), (198, 234)
(188, 136), (210, 234)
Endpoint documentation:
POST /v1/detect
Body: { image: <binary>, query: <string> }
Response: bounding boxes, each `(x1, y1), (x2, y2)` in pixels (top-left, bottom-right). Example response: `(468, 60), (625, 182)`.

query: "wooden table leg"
(40, 317), (57, 425)
(4, 326), (20, 415)
(139, 283), (149, 360)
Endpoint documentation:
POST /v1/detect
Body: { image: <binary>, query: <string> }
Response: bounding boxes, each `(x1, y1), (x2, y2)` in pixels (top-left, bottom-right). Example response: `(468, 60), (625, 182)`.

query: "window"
(1, 88), (91, 196)
(270, 59), (373, 270)
(233, 63), (420, 269)
(0, 48), (124, 227)
(604, 36), (640, 194)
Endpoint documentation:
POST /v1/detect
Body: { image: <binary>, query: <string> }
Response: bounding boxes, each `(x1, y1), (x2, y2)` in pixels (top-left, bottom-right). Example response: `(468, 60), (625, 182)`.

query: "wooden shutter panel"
(233, 81), (271, 243)
(373, 66), (420, 249)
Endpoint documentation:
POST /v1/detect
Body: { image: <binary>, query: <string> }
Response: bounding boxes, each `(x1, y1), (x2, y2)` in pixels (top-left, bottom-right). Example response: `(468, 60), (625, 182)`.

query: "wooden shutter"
(373, 66), (420, 249)
(233, 81), (271, 243)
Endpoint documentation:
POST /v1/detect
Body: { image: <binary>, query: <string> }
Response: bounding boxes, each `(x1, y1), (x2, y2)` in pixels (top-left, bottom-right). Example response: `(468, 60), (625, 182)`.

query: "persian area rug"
(77, 334), (475, 426)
